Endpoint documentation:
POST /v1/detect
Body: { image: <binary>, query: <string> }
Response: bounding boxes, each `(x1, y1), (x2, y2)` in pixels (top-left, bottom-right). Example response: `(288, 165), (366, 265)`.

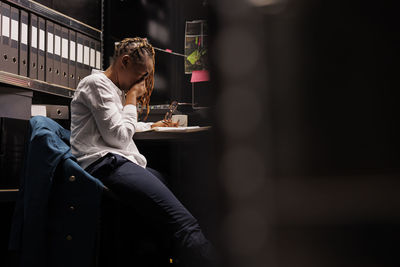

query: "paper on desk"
(143, 126), (211, 133)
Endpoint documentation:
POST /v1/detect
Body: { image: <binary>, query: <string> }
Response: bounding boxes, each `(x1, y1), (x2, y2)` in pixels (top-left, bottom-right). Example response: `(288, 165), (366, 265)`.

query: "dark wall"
(265, 0), (400, 176)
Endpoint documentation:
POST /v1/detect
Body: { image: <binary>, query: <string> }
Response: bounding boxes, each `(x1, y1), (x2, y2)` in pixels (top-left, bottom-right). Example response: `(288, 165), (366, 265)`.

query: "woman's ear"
(121, 55), (130, 69)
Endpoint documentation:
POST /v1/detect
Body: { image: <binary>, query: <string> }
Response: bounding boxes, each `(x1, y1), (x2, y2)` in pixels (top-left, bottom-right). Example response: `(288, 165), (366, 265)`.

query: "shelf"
(0, 71), (74, 98)
(0, 189), (19, 202)
(5, 0), (101, 40)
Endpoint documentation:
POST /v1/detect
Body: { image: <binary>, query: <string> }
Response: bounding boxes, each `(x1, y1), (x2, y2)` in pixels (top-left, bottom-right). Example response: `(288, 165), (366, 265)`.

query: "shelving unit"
(0, 0), (104, 193)
(0, 70), (74, 98)
(0, 0), (102, 95)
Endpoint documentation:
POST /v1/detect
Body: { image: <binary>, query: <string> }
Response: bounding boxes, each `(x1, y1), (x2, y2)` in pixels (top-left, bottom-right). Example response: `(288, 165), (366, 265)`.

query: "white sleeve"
(134, 121), (154, 132)
(81, 77), (137, 149)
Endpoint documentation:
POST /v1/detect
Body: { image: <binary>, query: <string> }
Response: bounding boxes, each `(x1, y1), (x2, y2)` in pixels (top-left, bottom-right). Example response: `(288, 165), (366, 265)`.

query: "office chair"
(9, 116), (174, 267)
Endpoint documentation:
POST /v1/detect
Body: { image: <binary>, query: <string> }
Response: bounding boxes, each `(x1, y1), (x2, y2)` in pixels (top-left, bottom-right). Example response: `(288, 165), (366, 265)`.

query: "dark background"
(32, 0), (102, 29)
(210, 0), (400, 266)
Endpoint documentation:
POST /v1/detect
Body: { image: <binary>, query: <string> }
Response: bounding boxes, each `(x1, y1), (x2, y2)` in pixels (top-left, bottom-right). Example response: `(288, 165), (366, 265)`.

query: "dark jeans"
(85, 153), (216, 267)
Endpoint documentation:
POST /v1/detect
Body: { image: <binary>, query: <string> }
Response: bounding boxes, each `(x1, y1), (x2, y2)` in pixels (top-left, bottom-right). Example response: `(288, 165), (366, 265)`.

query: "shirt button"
(69, 175), (76, 182)
(66, 235), (72, 241)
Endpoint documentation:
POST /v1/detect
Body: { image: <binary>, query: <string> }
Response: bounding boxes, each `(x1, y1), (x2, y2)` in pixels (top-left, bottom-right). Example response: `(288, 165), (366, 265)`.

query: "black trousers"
(85, 153), (216, 267)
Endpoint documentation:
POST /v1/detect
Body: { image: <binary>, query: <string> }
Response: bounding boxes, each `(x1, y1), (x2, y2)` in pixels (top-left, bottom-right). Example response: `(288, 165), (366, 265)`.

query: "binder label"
(21, 23), (28, 45)
(31, 26), (37, 48)
(47, 32), (53, 53)
(70, 41), (76, 61)
(90, 48), (95, 68)
(55, 35), (61, 55)
(96, 51), (101, 69)
(77, 43), (83, 63)
(2, 16), (10, 37)
(62, 38), (68, 59)
(84, 45), (90, 65)
(11, 19), (18, 41)
(39, 29), (45, 51)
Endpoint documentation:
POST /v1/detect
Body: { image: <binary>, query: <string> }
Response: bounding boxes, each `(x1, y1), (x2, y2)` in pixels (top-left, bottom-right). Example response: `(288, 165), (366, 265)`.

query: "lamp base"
(191, 83), (210, 110)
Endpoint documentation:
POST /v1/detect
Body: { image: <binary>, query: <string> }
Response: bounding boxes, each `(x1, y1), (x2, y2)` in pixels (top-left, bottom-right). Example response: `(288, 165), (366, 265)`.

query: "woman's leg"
(86, 153), (216, 267)
(146, 167), (169, 187)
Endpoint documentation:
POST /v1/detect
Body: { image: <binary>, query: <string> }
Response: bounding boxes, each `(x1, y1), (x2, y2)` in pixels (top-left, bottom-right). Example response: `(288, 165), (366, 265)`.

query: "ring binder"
(90, 37), (95, 72)
(1, 2), (11, 73)
(68, 29), (76, 89)
(76, 32), (84, 85)
(29, 13), (38, 79)
(95, 39), (101, 70)
(9, 6), (19, 74)
(45, 19), (54, 83)
(60, 26), (68, 87)
(19, 10), (28, 77)
(83, 35), (90, 78)
(53, 23), (61, 85)
(37, 16), (45, 81)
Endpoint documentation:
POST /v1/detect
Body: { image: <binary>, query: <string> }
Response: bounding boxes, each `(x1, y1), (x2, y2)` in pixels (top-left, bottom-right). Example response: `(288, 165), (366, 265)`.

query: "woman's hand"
(125, 80), (146, 106)
(151, 120), (179, 128)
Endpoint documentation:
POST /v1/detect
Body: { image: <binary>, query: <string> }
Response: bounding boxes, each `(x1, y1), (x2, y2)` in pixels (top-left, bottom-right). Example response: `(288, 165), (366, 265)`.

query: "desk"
(133, 127), (211, 140)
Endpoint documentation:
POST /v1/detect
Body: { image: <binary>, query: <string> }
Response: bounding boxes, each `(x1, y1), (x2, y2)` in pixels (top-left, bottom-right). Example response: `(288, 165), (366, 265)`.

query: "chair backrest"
(10, 115), (107, 267)
(48, 157), (105, 267)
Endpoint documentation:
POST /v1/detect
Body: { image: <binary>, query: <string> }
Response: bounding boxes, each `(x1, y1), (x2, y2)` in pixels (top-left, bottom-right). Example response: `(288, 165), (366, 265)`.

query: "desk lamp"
(153, 47), (209, 110)
(190, 70), (209, 109)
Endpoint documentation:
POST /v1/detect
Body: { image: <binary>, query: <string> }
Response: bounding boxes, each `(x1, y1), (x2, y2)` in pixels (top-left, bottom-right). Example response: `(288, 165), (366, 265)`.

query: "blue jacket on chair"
(9, 116), (105, 267)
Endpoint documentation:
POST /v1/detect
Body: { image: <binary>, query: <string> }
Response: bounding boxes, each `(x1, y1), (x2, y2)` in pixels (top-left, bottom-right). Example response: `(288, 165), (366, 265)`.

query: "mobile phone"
(164, 101), (178, 121)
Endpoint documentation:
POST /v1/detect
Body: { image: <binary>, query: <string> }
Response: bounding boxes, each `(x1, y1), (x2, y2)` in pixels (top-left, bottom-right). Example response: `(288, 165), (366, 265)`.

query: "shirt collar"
(91, 69), (123, 97)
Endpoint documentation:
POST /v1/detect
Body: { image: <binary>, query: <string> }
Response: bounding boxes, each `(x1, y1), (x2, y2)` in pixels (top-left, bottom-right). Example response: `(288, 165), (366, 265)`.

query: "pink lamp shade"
(190, 70), (210, 83)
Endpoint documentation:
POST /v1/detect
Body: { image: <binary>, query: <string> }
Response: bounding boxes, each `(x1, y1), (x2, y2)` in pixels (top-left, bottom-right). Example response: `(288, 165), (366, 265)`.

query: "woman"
(70, 37), (216, 266)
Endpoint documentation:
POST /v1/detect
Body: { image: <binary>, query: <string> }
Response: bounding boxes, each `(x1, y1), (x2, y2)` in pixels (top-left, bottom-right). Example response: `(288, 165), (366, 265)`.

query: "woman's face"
(119, 53), (153, 93)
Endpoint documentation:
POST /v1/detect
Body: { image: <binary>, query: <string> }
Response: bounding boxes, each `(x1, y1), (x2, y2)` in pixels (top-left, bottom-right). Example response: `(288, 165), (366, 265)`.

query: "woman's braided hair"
(114, 37), (155, 120)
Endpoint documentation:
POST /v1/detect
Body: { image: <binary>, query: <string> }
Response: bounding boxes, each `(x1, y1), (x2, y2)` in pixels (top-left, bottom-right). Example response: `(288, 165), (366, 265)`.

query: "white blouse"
(70, 69), (152, 170)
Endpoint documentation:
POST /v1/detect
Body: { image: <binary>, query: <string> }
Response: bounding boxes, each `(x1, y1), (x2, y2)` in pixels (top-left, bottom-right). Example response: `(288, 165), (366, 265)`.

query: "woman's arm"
(151, 120), (178, 128)
(124, 80), (178, 130)
(82, 78), (138, 149)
